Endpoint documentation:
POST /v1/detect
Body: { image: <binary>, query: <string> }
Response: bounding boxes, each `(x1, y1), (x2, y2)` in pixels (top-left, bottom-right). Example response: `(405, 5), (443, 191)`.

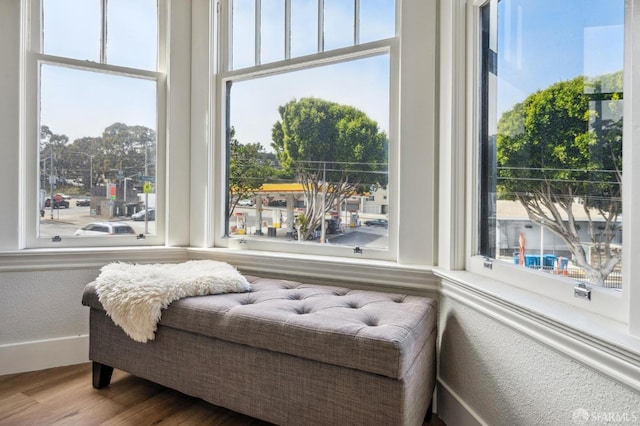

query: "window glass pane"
(106, 0), (158, 70)
(291, 0), (318, 57)
(324, 0), (354, 51)
(42, 0), (100, 61)
(232, 0), (256, 69)
(227, 55), (390, 250)
(360, 0), (395, 43)
(480, 0), (624, 288)
(261, 0), (285, 64)
(39, 64), (157, 238)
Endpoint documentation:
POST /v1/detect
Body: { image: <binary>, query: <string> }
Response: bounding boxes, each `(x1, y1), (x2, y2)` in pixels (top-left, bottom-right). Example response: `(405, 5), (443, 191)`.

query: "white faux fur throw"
(95, 260), (251, 343)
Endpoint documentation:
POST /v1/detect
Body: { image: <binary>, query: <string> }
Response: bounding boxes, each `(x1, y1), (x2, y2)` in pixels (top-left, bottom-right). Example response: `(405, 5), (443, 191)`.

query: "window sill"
(434, 268), (640, 393)
(0, 246), (188, 272)
(187, 247), (438, 293)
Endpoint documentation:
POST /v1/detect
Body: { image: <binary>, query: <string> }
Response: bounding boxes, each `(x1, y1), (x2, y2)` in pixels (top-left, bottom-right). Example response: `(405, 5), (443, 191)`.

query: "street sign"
(143, 182), (153, 194)
(139, 175), (155, 182)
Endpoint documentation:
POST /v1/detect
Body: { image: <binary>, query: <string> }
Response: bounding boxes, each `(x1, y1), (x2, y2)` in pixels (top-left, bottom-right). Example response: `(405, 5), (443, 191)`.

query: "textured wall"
(439, 295), (640, 425)
(0, 269), (99, 345)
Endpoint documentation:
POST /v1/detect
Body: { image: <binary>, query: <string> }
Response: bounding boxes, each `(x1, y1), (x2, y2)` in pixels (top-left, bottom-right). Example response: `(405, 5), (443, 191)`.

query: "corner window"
(218, 0), (395, 259)
(26, 0), (164, 247)
(478, 0), (624, 289)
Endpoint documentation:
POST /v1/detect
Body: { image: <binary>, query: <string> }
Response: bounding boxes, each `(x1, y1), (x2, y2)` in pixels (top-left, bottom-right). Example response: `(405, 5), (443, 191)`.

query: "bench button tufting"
(364, 318), (378, 326)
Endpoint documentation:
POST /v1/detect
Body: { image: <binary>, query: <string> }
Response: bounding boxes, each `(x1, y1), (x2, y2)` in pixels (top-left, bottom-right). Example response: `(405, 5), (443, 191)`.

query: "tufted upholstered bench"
(82, 275), (437, 426)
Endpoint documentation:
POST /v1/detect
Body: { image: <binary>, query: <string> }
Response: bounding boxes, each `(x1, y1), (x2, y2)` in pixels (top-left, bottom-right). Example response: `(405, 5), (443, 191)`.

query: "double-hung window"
(23, 0), (166, 248)
(470, 0), (636, 322)
(215, 0), (398, 260)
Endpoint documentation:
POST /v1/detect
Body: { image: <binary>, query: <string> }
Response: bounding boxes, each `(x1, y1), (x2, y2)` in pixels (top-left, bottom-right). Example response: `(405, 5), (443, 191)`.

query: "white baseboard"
(437, 378), (487, 426)
(0, 335), (89, 375)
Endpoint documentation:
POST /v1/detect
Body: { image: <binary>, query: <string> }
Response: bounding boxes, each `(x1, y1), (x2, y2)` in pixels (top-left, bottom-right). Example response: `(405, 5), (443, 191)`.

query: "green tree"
(40, 123), (156, 195)
(67, 136), (101, 189)
(228, 127), (277, 218)
(40, 125), (70, 190)
(497, 73), (622, 285)
(97, 123), (156, 183)
(271, 97), (388, 240)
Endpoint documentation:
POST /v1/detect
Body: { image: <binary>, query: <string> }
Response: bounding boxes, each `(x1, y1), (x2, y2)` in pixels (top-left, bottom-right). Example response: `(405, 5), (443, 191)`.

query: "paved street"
(39, 202), (388, 249)
(39, 202), (155, 238)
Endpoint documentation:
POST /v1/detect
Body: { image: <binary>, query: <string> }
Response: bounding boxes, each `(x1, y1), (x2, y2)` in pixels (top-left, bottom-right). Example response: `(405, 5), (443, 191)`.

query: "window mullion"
(255, 0), (261, 66)
(101, 0), (107, 63)
(285, 0), (291, 60)
(354, 0), (360, 45)
(318, 0), (324, 52)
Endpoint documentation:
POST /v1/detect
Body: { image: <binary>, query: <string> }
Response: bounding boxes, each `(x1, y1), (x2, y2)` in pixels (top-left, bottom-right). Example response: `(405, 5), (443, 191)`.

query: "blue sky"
(39, 0), (623, 147)
(40, 0), (157, 143)
(230, 54), (390, 151)
(41, 0), (393, 146)
(496, 0), (624, 114)
(229, 0), (393, 149)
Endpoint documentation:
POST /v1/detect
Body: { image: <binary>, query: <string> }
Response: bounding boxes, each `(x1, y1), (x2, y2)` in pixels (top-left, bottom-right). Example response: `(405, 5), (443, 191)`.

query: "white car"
(74, 222), (136, 236)
(132, 208), (155, 221)
(237, 198), (254, 207)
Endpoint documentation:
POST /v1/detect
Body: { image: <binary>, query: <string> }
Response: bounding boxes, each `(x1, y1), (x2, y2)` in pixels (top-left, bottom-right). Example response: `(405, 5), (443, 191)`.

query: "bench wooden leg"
(424, 400), (434, 423)
(92, 361), (114, 389)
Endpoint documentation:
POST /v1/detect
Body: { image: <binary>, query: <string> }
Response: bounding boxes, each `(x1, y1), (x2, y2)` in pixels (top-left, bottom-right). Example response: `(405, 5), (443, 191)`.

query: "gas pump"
(235, 212), (246, 235)
(349, 212), (359, 227)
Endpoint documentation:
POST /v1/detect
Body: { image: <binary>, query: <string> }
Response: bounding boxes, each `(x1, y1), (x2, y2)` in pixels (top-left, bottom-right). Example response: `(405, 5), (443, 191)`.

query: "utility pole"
(320, 161), (326, 243)
(49, 149), (54, 220)
(144, 141), (149, 234)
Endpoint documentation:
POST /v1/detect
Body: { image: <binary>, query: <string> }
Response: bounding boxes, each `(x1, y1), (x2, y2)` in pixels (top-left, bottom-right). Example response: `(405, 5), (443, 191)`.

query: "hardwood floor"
(0, 363), (445, 425)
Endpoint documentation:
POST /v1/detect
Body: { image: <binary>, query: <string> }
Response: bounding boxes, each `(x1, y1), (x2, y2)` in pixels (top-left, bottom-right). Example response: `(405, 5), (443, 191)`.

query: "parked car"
(326, 219), (341, 234)
(268, 199), (287, 207)
(75, 198), (90, 207)
(44, 198), (69, 209)
(364, 218), (388, 228)
(237, 198), (254, 207)
(131, 208), (155, 221)
(74, 222), (136, 236)
(292, 219), (341, 240)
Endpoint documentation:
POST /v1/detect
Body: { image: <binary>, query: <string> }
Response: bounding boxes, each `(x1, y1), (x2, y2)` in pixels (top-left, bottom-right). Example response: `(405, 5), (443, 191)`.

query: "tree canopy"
(40, 123), (156, 195)
(271, 97), (388, 239)
(496, 72), (623, 285)
(228, 127), (278, 217)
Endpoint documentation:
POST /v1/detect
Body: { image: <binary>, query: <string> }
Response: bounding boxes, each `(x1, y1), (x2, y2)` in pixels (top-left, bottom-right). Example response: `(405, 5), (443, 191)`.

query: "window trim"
(212, 0), (403, 262)
(207, 0), (438, 266)
(21, 0), (168, 249)
(455, 0), (636, 329)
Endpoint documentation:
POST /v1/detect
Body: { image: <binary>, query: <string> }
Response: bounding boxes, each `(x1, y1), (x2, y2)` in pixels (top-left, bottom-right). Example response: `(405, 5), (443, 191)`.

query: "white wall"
(0, 269), (98, 374)
(438, 296), (640, 425)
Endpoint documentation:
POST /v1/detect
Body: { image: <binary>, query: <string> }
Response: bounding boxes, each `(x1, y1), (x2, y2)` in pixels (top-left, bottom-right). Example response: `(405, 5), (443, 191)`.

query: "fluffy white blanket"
(95, 260), (251, 343)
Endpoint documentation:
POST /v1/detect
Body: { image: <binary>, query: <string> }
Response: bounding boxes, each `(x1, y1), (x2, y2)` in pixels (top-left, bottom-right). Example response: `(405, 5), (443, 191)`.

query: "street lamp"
(123, 173), (139, 203)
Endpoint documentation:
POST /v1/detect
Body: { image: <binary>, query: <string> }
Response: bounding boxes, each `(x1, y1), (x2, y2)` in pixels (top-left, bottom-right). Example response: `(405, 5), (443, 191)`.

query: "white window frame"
(20, 0), (168, 249)
(457, 0), (639, 331)
(206, 0), (438, 266)
(210, 0), (429, 263)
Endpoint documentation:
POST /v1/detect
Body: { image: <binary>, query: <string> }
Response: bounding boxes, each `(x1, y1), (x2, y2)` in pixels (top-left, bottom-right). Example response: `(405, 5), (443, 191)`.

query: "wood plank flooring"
(0, 363), (445, 425)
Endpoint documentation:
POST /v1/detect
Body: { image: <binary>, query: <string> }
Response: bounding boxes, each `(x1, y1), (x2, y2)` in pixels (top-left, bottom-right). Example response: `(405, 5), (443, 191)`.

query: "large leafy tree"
(497, 73), (622, 285)
(40, 123), (156, 194)
(271, 97), (388, 239)
(97, 123), (156, 182)
(228, 127), (277, 218)
(40, 125), (69, 189)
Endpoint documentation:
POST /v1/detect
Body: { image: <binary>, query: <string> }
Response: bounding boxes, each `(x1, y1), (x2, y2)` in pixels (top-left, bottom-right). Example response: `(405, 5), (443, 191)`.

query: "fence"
(511, 253), (622, 289)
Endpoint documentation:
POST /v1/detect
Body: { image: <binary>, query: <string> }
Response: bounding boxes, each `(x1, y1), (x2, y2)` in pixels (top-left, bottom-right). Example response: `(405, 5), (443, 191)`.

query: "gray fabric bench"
(82, 275), (437, 426)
